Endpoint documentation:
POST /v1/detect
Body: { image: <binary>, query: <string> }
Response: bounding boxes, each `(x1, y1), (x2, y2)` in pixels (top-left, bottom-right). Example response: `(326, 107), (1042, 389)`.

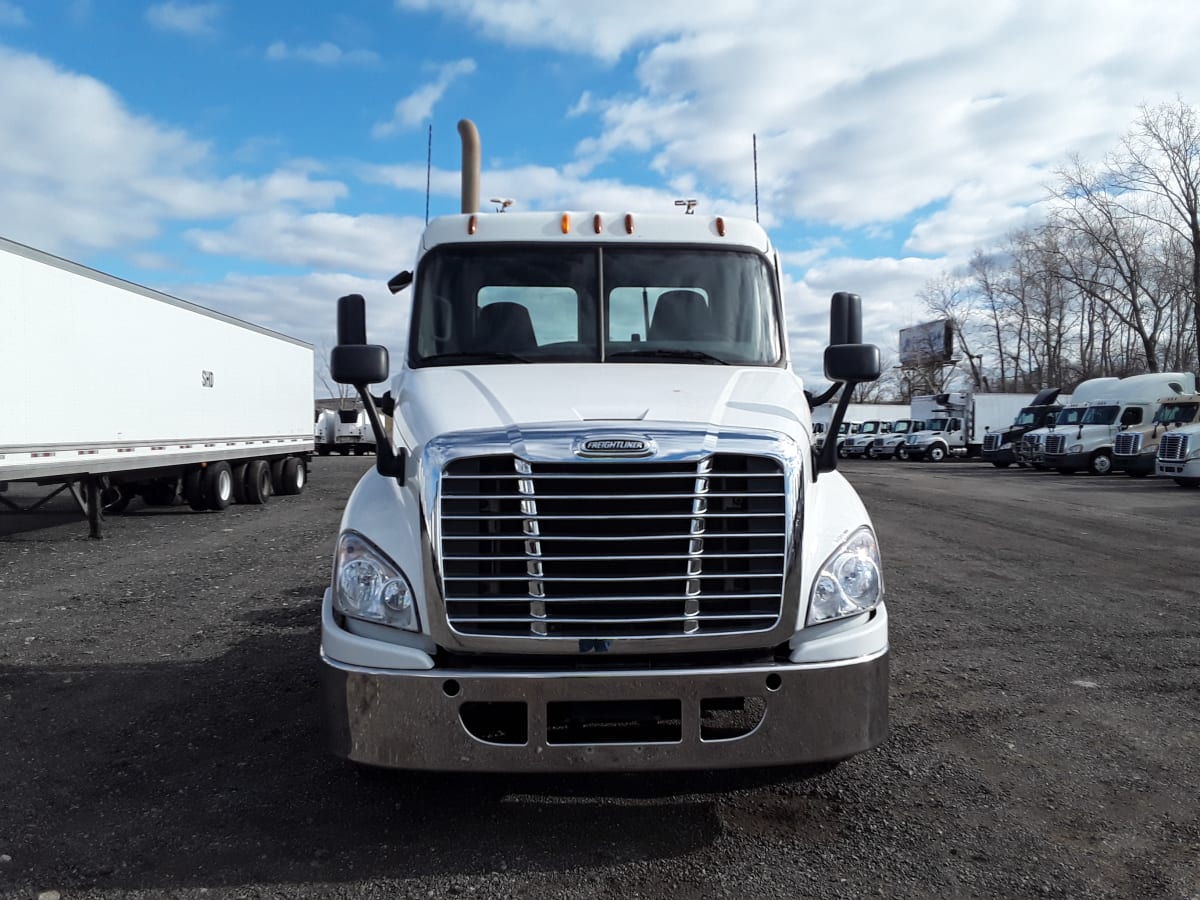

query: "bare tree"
(315, 339), (355, 409)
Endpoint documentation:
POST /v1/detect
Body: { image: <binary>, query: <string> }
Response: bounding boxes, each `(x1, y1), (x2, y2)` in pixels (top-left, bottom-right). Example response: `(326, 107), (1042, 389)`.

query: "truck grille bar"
(1043, 434), (1067, 456)
(439, 454), (787, 640)
(1158, 433), (1189, 462)
(982, 433), (1001, 453)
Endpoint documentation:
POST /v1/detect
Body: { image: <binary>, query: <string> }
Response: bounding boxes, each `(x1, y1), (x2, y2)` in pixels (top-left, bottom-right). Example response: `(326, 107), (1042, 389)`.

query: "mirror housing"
(816, 292), (882, 476)
(824, 344), (881, 383)
(330, 344), (389, 386)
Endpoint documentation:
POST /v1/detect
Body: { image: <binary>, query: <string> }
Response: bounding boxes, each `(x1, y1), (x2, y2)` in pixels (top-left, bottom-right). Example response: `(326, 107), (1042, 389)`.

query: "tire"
(231, 463), (249, 504)
(337, 447), (350, 456)
(837, 444), (848, 459)
(317, 447), (331, 457)
(1058, 468), (1078, 476)
(1088, 451), (1113, 476)
(927, 444), (946, 463)
(244, 459), (272, 504)
(269, 458), (287, 494)
(991, 461), (1011, 469)
(1174, 478), (1200, 488)
(184, 468), (206, 511)
(101, 485), (133, 514)
(896, 446), (909, 461)
(281, 457), (306, 495)
(202, 461), (234, 511)
(865, 447), (877, 460)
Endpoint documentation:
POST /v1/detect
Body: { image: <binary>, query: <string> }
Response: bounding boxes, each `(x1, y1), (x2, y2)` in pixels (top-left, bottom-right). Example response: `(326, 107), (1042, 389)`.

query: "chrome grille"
(983, 433), (1002, 453)
(439, 454), (787, 640)
(1113, 432), (1142, 456)
(1158, 433), (1189, 462)
(1043, 434), (1067, 455)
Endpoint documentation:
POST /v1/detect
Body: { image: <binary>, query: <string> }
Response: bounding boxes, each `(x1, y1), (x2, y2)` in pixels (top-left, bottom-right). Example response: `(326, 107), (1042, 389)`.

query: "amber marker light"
(715, 217), (726, 237)
(625, 213), (635, 234)
(561, 213), (571, 234)
(468, 215), (478, 234)
(593, 214), (603, 234)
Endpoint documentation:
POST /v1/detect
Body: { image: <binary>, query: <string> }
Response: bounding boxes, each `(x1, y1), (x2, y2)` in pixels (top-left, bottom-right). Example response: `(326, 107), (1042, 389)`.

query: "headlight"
(1000, 441), (1012, 450)
(1187, 447), (1200, 460)
(1068, 444), (1083, 453)
(807, 527), (884, 626)
(333, 532), (419, 631)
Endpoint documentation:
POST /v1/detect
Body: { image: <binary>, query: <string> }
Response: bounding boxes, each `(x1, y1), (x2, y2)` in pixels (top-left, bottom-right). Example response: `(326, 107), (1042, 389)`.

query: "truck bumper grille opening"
(459, 702), (528, 745)
(699, 695), (766, 740)
(546, 699), (682, 745)
(439, 454), (787, 642)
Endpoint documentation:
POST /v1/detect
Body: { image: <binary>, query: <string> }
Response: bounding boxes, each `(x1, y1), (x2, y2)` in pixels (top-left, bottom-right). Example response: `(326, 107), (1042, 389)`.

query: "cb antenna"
(753, 133), (760, 223)
(674, 199), (697, 215)
(424, 124), (432, 224)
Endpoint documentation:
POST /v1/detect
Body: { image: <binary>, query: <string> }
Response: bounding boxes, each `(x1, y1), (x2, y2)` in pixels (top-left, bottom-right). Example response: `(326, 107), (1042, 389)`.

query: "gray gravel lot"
(1, 456), (1198, 899)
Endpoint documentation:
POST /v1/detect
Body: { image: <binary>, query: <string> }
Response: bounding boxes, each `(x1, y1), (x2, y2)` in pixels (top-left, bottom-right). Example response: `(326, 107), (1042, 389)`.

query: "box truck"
(1042, 373), (1196, 475)
(0, 236), (314, 537)
(901, 392), (1038, 461)
(318, 119), (889, 774)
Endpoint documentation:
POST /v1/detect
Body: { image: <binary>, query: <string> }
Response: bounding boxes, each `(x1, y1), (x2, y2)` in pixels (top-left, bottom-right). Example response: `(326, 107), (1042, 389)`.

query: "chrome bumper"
(321, 650), (888, 772)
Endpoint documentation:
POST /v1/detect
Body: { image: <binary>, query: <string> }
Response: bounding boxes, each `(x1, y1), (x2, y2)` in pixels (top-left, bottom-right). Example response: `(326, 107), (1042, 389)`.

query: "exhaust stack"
(458, 118), (480, 214)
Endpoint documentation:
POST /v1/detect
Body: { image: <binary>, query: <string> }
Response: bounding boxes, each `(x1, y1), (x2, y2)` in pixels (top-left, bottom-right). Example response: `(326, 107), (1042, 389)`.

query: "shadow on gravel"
(0, 602), (727, 895)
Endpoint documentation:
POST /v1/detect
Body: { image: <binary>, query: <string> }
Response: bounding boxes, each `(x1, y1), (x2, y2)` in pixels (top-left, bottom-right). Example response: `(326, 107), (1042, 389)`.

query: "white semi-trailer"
(0, 236), (314, 537)
(319, 119), (889, 774)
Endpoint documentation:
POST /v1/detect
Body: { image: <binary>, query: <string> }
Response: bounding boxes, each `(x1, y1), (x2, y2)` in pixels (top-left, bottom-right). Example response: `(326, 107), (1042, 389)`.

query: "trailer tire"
(244, 459), (272, 504)
(184, 468), (206, 511)
(281, 457), (306, 495)
(203, 461), (234, 511)
(927, 444), (947, 463)
(317, 447), (331, 457)
(143, 478), (180, 507)
(231, 463), (249, 504)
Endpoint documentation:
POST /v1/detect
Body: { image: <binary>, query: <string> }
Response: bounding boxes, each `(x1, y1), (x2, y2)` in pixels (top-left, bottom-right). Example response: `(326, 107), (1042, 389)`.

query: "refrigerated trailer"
(0, 236), (315, 537)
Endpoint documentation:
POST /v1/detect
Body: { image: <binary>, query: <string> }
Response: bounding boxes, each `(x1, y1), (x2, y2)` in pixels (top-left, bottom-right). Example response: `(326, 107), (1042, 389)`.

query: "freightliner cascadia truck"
(320, 120), (887, 773)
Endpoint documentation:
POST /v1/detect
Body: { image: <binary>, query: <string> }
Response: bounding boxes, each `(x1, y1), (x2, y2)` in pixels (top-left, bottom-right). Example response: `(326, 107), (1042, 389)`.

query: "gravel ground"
(1, 456), (1198, 900)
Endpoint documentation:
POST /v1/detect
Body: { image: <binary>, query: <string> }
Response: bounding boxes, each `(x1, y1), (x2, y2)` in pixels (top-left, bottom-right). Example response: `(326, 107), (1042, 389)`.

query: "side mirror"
(330, 344), (390, 385)
(824, 344), (881, 382)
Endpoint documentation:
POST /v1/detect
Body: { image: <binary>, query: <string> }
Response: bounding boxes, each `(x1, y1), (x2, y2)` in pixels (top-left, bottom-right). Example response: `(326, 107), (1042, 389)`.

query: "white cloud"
(0, 1), (28, 26)
(265, 40), (379, 65)
(0, 47), (345, 255)
(145, 2), (221, 37)
(372, 58), (477, 137)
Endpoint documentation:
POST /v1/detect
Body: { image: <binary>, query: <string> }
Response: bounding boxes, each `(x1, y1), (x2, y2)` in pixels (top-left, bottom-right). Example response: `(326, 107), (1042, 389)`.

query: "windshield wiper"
(607, 348), (729, 365)
(418, 351), (532, 366)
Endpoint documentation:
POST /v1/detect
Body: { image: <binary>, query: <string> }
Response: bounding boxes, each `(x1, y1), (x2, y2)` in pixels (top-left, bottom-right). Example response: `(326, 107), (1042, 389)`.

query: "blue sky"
(3, 0), (1200, 392)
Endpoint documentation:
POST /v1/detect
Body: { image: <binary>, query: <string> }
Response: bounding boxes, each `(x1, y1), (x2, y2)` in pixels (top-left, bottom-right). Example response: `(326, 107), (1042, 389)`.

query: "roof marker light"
(716, 217), (726, 237)
(468, 215), (478, 235)
(593, 214), (603, 234)
(561, 213), (571, 234)
(625, 213), (635, 234)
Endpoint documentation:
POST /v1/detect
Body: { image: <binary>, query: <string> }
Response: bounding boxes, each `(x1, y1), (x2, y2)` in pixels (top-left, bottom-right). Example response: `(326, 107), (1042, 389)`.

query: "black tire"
(1088, 451), (1113, 476)
(1174, 478), (1200, 488)
(101, 485), (133, 514)
(337, 447), (350, 456)
(837, 444), (848, 459)
(244, 459), (272, 504)
(231, 463), (249, 504)
(267, 458), (285, 494)
(928, 444), (947, 463)
(317, 447), (331, 457)
(896, 446), (909, 461)
(184, 468), (206, 511)
(203, 461), (234, 511)
(281, 457), (306, 495)
(991, 461), (1011, 469)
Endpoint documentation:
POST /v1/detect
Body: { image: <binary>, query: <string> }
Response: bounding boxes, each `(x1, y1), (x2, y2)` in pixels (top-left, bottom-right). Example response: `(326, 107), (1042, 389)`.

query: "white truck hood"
(393, 364), (810, 451)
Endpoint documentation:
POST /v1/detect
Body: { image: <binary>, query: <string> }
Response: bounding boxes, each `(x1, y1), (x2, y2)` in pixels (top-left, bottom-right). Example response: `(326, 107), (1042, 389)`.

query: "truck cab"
(1042, 373), (1196, 476)
(840, 419), (891, 458)
(980, 388), (1064, 468)
(868, 418), (924, 460)
(319, 119), (887, 774)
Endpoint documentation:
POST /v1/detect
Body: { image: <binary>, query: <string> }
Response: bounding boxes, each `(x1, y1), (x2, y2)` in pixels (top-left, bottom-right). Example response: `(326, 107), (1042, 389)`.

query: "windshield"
(1080, 404), (1119, 426)
(1154, 402), (1199, 425)
(858, 421), (881, 434)
(892, 421), (912, 434)
(1055, 407), (1085, 426)
(923, 418), (949, 432)
(410, 244), (782, 366)
(1014, 406), (1051, 426)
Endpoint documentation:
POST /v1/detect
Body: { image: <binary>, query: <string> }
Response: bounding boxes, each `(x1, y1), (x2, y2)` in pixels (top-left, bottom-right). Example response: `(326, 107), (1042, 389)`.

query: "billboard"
(899, 319), (954, 367)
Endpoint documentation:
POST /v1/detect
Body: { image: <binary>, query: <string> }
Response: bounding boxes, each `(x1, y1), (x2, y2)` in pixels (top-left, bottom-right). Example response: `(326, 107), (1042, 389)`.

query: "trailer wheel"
(184, 468), (206, 511)
(281, 457), (306, 495)
(269, 458), (287, 494)
(143, 478), (180, 506)
(1088, 451), (1113, 476)
(203, 462), (234, 511)
(231, 463), (249, 504)
(927, 444), (947, 463)
(317, 447), (331, 457)
(244, 459), (272, 504)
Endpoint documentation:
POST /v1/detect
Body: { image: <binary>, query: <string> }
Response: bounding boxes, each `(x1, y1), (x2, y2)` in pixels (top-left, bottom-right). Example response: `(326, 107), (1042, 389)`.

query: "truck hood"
(394, 364), (810, 450)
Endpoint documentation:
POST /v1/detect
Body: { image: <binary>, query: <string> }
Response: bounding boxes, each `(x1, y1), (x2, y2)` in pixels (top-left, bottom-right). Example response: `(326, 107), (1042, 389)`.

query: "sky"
(3, 1), (1200, 395)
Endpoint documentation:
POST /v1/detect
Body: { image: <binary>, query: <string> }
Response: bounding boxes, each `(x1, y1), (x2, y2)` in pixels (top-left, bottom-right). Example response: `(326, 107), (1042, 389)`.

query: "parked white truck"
(1042, 373), (1196, 475)
(1155, 407), (1200, 486)
(980, 388), (1067, 468)
(1017, 378), (1119, 468)
(333, 408), (376, 455)
(901, 392), (1037, 462)
(315, 409), (339, 456)
(318, 119), (888, 773)
(839, 420), (892, 458)
(1113, 391), (1200, 477)
(867, 418), (924, 459)
(0, 236), (314, 537)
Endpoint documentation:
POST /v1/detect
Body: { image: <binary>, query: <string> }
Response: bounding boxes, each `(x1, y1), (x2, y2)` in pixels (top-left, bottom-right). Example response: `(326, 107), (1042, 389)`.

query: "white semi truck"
(1155, 408), (1200, 486)
(901, 392), (1037, 462)
(0, 236), (314, 537)
(1042, 372), (1196, 475)
(315, 409), (339, 456)
(839, 419), (891, 458)
(867, 418), (925, 459)
(1113, 391), (1200, 477)
(333, 408), (376, 455)
(1017, 378), (1120, 468)
(318, 119), (888, 773)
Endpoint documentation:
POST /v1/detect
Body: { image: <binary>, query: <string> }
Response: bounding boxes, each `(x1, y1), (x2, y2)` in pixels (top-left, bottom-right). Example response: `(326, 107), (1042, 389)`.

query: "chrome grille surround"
(422, 426), (804, 655)
(982, 433), (1002, 453)
(1113, 432), (1142, 456)
(1043, 434), (1067, 456)
(1158, 432), (1189, 462)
